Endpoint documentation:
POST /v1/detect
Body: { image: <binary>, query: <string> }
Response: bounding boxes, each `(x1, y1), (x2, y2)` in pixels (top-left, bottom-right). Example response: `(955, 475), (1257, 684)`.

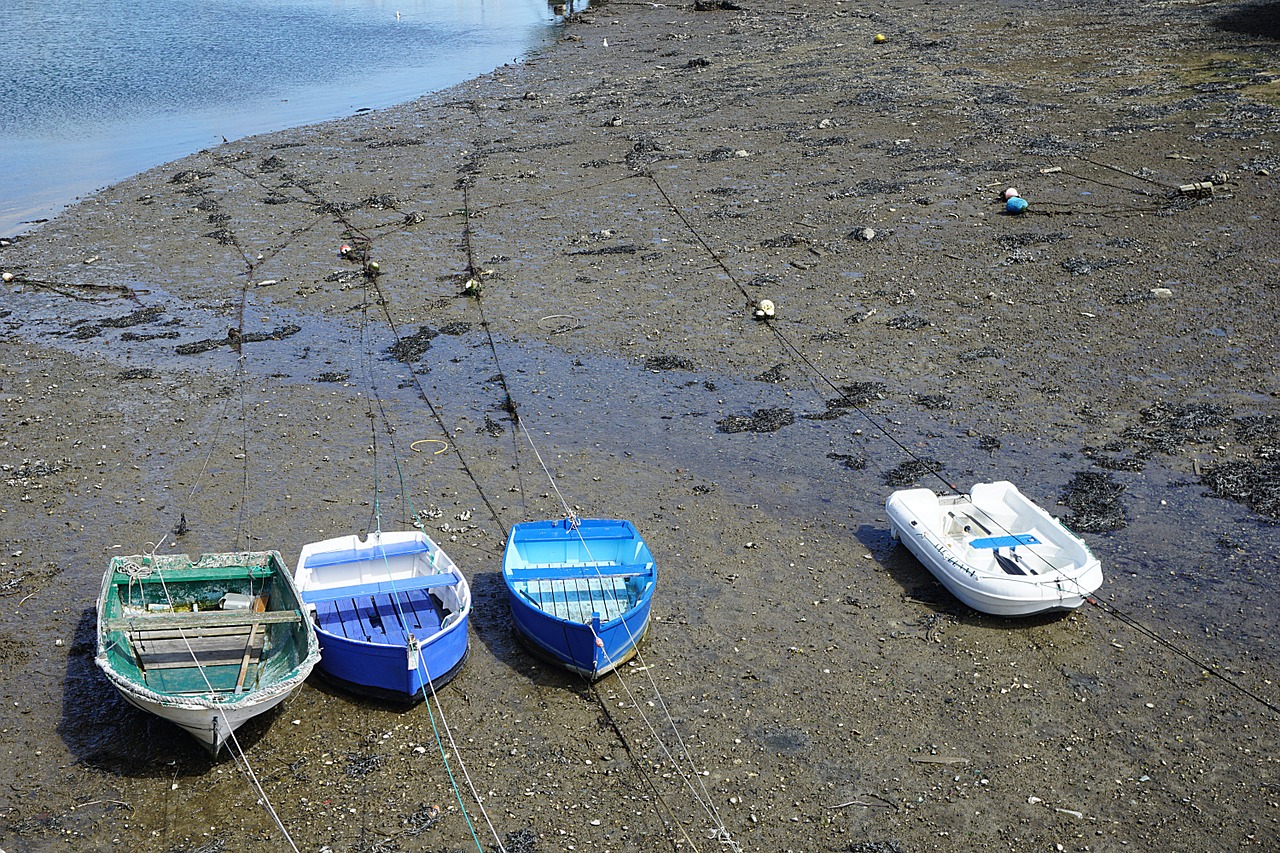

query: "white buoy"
(754, 299), (775, 319)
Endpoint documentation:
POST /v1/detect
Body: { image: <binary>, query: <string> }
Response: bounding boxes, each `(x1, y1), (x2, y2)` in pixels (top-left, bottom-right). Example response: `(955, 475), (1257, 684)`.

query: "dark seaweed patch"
(828, 452), (867, 470)
(760, 234), (808, 248)
(1059, 471), (1127, 532)
(1236, 414), (1280, 444)
(570, 244), (640, 256)
(100, 306), (164, 328)
(887, 313), (930, 331)
(755, 363), (788, 383)
(914, 394), (952, 410)
(646, 354), (694, 371)
(387, 326), (439, 363)
(1123, 401), (1232, 454)
(1200, 461), (1280, 519)
(996, 232), (1070, 250)
(837, 382), (888, 406)
(501, 828), (541, 853)
(717, 407), (794, 433)
(438, 321), (473, 336)
(977, 435), (1002, 452)
(344, 753), (385, 779)
(121, 330), (181, 342)
(175, 324), (300, 355)
(883, 458), (943, 487)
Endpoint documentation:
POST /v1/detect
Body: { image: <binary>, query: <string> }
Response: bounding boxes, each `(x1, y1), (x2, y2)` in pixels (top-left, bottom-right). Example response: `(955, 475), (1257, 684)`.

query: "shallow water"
(1, 0), (564, 235)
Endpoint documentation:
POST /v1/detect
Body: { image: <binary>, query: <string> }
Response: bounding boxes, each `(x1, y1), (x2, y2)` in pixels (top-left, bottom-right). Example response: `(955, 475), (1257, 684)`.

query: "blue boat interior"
(312, 588), (449, 645)
(505, 520), (655, 625)
(513, 575), (638, 624)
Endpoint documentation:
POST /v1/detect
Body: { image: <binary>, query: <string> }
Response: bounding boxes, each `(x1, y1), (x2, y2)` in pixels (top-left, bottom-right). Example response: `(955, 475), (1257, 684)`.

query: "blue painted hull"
(312, 611), (470, 704)
(296, 532), (472, 704)
(503, 518), (657, 680)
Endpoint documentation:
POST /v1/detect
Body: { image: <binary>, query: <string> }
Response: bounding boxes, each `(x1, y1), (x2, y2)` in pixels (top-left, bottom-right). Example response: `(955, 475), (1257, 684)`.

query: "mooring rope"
(1086, 593), (1280, 718)
(642, 165), (1280, 723)
(451, 199), (746, 853)
(644, 170), (961, 496)
(353, 273), (506, 853)
(139, 541), (303, 852)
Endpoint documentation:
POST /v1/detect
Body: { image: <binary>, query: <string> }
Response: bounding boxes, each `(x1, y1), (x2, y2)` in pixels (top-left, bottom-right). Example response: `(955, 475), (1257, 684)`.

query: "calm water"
(0, 0), (566, 236)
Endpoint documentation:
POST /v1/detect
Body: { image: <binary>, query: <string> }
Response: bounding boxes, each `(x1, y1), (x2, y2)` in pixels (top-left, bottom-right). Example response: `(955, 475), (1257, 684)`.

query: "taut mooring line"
(643, 169), (960, 495)
(646, 169), (1280, 722)
(1087, 593), (1280, 718)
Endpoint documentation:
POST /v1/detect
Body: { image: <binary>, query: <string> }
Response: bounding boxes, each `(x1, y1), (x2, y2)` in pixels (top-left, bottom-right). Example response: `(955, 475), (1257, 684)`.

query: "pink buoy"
(1003, 187), (1020, 201)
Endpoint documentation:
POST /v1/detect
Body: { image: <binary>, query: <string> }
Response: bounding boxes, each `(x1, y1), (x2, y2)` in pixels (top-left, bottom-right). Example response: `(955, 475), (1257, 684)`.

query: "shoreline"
(2, 0), (1279, 850)
(0, 0), (569, 237)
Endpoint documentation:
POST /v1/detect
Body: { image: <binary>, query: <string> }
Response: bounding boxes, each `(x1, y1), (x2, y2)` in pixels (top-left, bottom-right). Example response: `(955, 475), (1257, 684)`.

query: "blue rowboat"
(295, 531), (470, 704)
(502, 518), (656, 679)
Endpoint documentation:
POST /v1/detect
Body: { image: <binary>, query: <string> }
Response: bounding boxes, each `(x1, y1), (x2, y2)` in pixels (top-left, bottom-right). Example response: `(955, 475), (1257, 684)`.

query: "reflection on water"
(1, 0), (563, 235)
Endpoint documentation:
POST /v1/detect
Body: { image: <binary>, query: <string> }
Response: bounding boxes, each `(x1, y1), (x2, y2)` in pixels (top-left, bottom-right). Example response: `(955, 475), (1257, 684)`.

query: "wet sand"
(2, 0), (1279, 850)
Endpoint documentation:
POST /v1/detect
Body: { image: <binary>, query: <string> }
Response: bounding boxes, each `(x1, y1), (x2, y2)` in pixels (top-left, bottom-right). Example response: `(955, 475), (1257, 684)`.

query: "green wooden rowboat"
(95, 550), (320, 755)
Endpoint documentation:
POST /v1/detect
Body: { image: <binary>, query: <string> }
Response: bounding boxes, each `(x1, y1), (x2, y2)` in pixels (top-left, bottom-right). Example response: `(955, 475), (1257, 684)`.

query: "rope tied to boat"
(119, 559), (152, 580)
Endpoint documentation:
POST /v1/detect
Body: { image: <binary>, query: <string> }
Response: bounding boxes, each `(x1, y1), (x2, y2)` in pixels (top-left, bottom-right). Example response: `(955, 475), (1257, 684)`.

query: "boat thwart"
(502, 518), (656, 679)
(95, 550), (320, 755)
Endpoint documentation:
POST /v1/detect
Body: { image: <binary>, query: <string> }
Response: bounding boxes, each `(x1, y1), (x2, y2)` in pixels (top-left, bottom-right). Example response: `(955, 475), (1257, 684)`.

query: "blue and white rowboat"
(502, 518), (656, 679)
(295, 531), (470, 703)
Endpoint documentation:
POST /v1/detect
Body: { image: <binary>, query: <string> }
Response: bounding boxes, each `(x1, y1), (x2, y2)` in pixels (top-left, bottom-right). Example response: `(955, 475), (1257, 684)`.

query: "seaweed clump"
(883, 458), (943, 487)
(717, 407), (794, 433)
(1200, 461), (1280, 519)
(1059, 471), (1127, 532)
(388, 326), (439, 363)
(1123, 401), (1232, 454)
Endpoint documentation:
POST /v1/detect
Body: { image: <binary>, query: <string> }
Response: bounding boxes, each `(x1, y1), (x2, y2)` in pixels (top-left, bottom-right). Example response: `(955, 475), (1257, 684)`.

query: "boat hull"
(886, 481), (1103, 617)
(296, 531), (471, 704)
(95, 550), (320, 755)
(105, 670), (301, 753)
(503, 518), (656, 680)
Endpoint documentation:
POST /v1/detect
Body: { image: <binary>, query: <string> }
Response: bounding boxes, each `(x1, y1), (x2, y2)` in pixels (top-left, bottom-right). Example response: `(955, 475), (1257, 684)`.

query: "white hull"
(105, 666), (305, 754)
(886, 481), (1103, 617)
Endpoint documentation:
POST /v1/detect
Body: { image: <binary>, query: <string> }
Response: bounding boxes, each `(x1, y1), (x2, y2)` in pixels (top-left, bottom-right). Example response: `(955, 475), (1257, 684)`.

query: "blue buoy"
(1006, 196), (1028, 214)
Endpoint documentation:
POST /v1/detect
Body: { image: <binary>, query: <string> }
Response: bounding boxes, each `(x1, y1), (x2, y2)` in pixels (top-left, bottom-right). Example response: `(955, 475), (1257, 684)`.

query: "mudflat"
(1, 0), (1278, 850)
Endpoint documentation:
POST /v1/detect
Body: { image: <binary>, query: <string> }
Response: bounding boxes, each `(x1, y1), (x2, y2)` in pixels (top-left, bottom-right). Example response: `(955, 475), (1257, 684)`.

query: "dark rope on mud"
(645, 162), (1280, 722)
(458, 178), (530, 528)
(1071, 155), (1181, 191)
(644, 170), (962, 495)
(3, 276), (146, 303)
(1087, 593), (1280, 718)
(591, 681), (700, 853)
(297, 192), (510, 540)
(458, 171), (645, 216)
(451, 110), (727, 853)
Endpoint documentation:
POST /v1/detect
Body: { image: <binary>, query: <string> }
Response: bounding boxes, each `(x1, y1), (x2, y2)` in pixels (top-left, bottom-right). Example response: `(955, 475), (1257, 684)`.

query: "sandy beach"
(2, 0), (1278, 850)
